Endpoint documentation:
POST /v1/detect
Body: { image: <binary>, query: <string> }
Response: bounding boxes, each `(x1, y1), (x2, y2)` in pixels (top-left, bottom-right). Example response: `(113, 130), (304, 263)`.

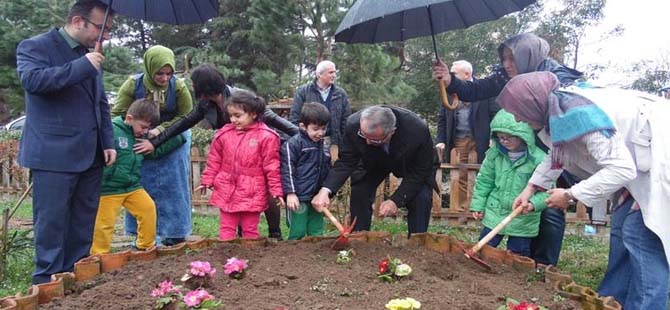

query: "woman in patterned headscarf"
(113, 45), (193, 246)
(499, 71), (670, 310)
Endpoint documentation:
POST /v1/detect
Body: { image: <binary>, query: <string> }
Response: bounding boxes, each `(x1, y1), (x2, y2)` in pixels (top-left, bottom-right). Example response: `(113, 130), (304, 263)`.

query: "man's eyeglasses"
(357, 129), (392, 145)
(82, 17), (112, 32)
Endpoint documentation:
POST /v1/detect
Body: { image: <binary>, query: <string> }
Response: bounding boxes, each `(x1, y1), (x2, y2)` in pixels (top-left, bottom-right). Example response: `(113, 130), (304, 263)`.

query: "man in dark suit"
(435, 60), (499, 211)
(311, 106), (436, 235)
(16, 0), (116, 284)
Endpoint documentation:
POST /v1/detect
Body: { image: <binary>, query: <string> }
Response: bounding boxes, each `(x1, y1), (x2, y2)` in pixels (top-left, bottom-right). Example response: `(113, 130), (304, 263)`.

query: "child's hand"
(286, 194), (300, 211)
(513, 184), (536, 210)
(472, 211), (484, 220)
(520, 202), (535, 214)
(194, 184), (209, 195)
(274, 196), (285, 208)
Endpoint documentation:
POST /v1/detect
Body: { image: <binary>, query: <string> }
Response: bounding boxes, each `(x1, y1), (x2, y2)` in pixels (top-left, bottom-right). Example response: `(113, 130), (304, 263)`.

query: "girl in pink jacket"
(196, 90), (284, 240)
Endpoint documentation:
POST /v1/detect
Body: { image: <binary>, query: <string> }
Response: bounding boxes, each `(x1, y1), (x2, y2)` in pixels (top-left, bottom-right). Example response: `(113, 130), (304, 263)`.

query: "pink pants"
(219, 211), (261, 241)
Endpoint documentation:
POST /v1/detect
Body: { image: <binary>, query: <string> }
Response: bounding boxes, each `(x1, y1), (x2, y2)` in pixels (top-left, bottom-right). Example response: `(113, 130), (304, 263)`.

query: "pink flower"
(189, 261), (217, 278)
(224, 257), (248, 276)
(183, 290), (201, 307)
(150, 288), (162, 298)
(150, 281), (180, 297)
(183, 288), (214, 307)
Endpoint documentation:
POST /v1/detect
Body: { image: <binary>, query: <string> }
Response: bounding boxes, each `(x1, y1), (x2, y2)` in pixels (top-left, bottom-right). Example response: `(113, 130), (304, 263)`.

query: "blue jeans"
(479, 227), (532, 257)
(598, 196), (668, 310)
(530, 208), (565, 265)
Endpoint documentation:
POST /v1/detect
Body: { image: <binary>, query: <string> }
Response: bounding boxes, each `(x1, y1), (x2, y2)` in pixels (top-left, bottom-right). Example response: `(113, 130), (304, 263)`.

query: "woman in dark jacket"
(135, 63), (299, 240)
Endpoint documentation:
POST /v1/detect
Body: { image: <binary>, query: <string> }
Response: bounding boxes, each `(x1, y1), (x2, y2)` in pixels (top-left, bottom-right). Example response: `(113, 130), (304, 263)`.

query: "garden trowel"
(463, 206), (525, 271)
(322, 208), (357, 250)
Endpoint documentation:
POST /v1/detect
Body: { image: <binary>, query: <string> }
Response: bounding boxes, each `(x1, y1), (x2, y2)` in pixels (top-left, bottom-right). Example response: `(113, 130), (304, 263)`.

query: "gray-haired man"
(312, 106), (437, 236)
(290, 60), (351, 161)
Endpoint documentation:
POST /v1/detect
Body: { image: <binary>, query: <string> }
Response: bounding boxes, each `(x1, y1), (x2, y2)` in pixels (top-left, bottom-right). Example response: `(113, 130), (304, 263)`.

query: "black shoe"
(268, 231), (283, 241)
(162, 237), (186, 246)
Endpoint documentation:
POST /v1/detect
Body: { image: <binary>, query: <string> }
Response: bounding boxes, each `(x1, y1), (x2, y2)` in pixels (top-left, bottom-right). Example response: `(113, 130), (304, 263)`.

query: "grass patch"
(557, 234), (608, 288)
(0, 228), (33, 297)
(0, 200), (32, 220)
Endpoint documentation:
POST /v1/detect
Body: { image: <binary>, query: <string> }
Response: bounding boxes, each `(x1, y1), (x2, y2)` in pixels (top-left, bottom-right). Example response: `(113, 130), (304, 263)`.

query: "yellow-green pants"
(91, 189), (156, 254)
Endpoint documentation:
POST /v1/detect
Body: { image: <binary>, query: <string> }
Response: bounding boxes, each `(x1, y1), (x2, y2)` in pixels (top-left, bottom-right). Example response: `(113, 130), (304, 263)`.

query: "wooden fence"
(1, 142), (605, 225)
(0, 139), (30, 200)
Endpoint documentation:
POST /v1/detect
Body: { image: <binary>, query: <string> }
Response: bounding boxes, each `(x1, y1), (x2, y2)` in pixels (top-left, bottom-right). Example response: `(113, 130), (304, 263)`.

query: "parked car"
(3, 115), (26, 131)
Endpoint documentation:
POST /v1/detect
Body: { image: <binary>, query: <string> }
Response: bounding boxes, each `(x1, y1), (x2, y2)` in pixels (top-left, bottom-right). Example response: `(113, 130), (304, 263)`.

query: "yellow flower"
(385, 298), (421, 310)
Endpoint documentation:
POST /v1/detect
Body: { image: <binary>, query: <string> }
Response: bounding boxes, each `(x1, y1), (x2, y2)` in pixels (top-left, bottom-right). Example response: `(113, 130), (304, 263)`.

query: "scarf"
(496, 72), (616, 168)
(142, 45), (176, 92)
(498, 33), (550, 75)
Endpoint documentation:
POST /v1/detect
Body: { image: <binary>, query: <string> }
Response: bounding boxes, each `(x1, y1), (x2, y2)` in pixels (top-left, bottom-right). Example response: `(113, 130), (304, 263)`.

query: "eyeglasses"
(82, 17), (112, 32)
(496, 134), (519, 143)
(357, 129), (392, 145)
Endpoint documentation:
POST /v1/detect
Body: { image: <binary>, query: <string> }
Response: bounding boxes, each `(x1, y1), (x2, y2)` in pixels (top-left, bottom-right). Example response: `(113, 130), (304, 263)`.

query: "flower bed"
(4, 233), (618, 309)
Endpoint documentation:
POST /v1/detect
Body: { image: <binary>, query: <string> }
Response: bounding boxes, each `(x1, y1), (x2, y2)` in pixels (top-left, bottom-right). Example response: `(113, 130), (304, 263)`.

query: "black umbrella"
(94, 0), (219, 52)
(334, 0), (536, 109)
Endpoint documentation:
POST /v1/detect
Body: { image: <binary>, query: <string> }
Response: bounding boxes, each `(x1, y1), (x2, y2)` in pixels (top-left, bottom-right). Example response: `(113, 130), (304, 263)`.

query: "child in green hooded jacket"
(470, 110), (549, 257)
(91, 99), (185, 254)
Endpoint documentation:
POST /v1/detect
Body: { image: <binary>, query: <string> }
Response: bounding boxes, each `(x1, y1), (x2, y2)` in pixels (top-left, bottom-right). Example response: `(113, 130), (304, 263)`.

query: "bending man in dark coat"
(311, 106), (436, 236)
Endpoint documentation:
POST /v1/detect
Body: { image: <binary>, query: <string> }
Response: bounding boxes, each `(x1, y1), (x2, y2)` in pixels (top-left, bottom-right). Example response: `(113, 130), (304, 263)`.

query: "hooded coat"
(112, 45), (193, 132)
(101, 116), (186, 195)
(470, 111), (549, 237)
(446, 33), (583, 103)
(201, 122), (284, 213)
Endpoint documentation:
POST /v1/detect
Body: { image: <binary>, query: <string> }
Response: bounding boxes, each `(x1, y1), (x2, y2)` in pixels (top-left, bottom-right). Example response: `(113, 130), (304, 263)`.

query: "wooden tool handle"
(322, 208), (344, 233)
(471, 206), (525, 254)
(94, 42), (103, 55)
(439, 79), (459, 110)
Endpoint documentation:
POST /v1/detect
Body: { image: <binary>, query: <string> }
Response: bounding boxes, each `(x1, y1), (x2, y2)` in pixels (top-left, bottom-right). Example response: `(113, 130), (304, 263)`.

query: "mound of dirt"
(44, 238), (579, 310)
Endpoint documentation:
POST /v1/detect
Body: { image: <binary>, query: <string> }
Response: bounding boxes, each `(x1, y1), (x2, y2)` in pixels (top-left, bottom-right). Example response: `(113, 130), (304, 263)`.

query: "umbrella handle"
(439, 79), (459, 110)
(94, 42), (103, 55)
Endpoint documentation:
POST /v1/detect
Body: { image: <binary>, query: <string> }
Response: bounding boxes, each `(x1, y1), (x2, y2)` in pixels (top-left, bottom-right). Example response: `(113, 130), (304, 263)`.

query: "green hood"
(470, 110), (549, 237)
(489, 110), (538, 156)
(142, 45), (176, 91)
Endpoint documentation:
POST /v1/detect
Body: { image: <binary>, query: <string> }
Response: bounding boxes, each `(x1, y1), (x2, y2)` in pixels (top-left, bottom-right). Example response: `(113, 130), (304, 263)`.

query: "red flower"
(378, 259), (390, 274)
(511, 301), (540, 310)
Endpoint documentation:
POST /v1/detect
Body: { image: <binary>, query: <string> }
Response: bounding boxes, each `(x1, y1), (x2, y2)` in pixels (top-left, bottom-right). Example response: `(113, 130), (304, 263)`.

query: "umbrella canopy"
(335, 0), (535, 44)
(334, 0), (536, 110)
(98, 0), (219, 25)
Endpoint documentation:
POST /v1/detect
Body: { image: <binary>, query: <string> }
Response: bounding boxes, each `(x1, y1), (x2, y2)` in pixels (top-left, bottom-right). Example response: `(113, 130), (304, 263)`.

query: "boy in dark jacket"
(281, 102), (331, 240)
(91, 99), (185, 254)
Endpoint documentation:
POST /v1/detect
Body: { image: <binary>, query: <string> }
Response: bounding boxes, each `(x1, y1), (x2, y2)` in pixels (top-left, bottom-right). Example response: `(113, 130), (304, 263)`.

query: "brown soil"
(44, 238), (580, 310)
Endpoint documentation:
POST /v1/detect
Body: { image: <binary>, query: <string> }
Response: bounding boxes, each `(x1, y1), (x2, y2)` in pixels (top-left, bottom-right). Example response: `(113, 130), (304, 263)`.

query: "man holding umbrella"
(16, 0), (116, 284)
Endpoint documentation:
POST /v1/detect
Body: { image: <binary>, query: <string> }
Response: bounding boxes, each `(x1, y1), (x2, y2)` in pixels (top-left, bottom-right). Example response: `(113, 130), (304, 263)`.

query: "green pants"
(287, 202), (324, 240)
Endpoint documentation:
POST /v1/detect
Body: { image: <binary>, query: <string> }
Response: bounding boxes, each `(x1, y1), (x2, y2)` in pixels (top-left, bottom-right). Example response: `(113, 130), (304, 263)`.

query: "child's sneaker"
(269, 230), (283, 241)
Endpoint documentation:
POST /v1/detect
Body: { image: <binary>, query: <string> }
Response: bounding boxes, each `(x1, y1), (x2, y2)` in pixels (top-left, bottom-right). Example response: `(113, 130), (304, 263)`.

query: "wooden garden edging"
(0, 232), (621, 310)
